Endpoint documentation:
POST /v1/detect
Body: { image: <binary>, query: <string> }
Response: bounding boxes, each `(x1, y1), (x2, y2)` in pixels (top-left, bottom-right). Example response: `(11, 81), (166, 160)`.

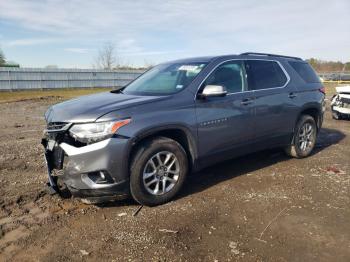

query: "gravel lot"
(0, 91), (349, 261)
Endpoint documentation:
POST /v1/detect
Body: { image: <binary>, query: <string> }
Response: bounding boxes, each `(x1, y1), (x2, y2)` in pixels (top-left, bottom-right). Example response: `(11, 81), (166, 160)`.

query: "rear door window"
(288, 61), (320, 83)
(245, 60), (288, 90)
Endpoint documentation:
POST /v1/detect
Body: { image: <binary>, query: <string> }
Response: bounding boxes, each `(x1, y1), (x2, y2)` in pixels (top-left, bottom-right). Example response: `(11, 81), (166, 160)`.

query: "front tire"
(130, 137), (188, 206)
(284, 115), (317, 158)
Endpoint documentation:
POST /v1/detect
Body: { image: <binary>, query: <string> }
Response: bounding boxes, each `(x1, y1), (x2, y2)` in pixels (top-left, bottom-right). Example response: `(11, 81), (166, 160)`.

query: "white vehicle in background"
(331, 86), (350, 120)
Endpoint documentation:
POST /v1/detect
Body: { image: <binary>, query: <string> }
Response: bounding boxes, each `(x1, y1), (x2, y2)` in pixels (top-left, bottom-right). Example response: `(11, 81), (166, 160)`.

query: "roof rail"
(240, 52), (303, 61)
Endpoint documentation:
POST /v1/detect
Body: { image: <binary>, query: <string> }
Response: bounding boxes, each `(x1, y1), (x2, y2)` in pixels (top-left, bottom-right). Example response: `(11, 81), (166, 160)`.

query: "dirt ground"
(0, 90), (349, 262)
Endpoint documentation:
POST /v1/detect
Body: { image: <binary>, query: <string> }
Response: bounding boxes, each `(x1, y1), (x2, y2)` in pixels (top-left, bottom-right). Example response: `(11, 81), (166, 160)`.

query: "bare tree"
(143, 59), (155, 69)
(94, 42), (117, 70)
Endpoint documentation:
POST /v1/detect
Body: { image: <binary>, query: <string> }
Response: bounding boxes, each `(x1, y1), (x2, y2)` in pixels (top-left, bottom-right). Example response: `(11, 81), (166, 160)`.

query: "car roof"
(164, 52), (303, 64)
(164, 56), (216, 64)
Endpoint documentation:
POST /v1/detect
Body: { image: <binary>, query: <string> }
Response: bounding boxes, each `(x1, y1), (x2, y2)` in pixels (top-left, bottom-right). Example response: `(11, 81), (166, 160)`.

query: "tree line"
(0, 48), (5, 66)
(307, 58), (350, 72)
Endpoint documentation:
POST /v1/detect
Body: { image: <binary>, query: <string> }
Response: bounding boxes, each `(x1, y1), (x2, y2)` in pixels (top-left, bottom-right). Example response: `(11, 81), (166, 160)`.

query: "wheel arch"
(287, 105), (322, 146)
(127, 125), (198, 173)
(296, 105), (323, 131)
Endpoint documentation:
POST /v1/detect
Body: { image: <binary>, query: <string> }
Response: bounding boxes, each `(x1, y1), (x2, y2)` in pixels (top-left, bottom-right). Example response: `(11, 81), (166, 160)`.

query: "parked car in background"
(42, 52), (325, 206)
(331, 85), (350, 119)
(340, 74), (350, 81)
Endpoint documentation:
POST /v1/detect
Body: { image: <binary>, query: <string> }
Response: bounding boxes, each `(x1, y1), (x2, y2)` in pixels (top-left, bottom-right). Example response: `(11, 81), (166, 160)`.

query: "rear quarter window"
(288, 61), (320, 83)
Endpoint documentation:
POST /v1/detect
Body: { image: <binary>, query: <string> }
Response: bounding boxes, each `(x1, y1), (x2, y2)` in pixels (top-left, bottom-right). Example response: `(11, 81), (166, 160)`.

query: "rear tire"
(284, 115), (317, 158)
(130, 137), (188, 206)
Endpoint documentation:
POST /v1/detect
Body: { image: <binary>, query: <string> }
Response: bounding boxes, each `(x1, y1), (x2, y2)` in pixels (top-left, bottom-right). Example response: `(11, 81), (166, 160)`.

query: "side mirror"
(199, 85), (227, 98)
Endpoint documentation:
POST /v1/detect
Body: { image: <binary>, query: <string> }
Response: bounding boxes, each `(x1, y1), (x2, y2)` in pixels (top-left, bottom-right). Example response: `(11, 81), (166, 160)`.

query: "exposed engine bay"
(331, 86), (350, 120)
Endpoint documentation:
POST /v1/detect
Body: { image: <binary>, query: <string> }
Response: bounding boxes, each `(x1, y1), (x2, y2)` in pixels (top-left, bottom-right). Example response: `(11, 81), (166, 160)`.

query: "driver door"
(195, 60), (256, 166)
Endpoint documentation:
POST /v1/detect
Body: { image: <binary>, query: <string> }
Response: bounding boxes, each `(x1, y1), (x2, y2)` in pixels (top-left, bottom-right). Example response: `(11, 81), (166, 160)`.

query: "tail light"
(319, 86), (325, 94)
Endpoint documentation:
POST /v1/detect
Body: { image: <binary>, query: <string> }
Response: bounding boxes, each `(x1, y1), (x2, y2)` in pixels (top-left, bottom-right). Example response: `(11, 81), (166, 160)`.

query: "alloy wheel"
(298, 122), (315, 152)
(142, 151), (180, 195)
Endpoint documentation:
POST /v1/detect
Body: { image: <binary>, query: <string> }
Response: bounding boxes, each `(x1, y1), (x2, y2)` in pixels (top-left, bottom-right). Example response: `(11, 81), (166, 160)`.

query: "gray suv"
(42, 52), (325, 206)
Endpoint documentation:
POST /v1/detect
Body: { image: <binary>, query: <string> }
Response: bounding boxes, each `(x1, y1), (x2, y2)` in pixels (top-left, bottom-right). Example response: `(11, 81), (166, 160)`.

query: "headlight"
(69, 119), (131, 144)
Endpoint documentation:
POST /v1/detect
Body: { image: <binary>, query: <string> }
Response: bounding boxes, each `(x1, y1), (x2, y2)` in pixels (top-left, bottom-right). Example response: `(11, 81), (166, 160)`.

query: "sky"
(0, 0), (349, 68)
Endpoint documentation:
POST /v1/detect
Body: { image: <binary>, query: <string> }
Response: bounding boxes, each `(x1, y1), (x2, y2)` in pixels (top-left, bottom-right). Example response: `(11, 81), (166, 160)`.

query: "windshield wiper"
(111, 88), (124, 94)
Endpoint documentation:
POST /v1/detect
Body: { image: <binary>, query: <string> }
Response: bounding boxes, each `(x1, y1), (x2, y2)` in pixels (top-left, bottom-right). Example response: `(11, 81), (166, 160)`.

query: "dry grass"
(0, 88), (112, 103)
(324, 82), (337, 96)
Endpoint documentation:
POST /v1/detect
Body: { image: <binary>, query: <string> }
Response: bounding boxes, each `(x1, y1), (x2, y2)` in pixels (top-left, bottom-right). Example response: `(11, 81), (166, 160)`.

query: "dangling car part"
(331, 86), (350, 120)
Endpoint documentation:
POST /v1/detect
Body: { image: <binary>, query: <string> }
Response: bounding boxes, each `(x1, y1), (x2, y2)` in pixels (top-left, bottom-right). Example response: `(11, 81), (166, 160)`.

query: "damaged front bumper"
(331, 87), (350, 119)
(42, 123), (130, 200)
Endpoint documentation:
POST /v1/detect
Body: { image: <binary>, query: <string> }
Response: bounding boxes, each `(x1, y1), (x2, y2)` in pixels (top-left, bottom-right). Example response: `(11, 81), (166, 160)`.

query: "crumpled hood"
(45, 91), (165, 123)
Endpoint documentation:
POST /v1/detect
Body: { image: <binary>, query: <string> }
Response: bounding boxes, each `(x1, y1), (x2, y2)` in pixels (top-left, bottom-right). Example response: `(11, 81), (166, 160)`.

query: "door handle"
(288, 92), (297, 99)
(241, 98), (253, 105)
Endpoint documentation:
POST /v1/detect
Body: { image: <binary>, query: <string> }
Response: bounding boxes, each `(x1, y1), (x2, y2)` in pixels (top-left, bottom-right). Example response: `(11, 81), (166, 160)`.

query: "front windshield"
(122, 62), (207, 95)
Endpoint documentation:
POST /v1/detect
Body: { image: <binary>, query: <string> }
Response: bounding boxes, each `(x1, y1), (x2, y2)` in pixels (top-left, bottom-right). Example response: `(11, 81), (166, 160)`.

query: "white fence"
(0, 68), (144, 90)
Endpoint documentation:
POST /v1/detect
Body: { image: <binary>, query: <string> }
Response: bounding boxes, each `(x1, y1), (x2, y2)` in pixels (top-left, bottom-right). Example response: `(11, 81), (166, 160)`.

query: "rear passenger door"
(245, 60), (298, 146)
